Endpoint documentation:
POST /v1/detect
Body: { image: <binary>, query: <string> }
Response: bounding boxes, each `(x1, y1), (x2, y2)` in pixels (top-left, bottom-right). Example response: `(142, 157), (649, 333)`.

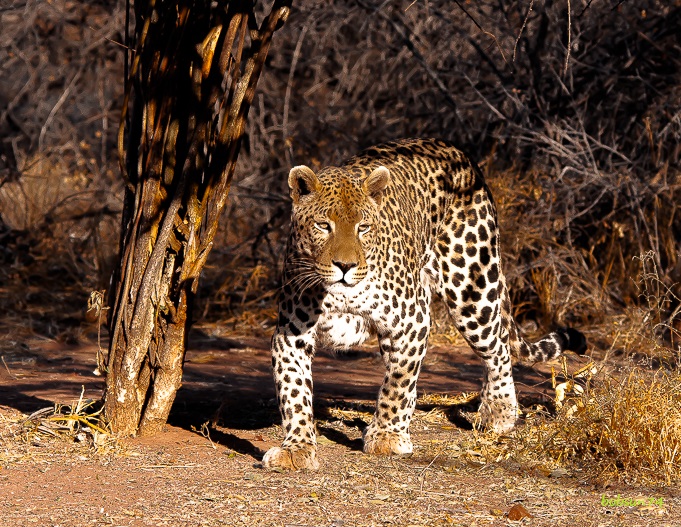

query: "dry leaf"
(507, 504), (532, 521)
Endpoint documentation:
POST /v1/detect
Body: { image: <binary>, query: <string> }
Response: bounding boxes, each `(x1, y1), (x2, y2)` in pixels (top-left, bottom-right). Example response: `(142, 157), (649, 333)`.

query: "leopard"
(262, 138), (586, 470)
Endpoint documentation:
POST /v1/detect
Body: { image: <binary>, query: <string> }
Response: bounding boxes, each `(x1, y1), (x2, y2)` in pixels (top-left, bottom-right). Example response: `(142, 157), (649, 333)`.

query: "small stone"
(507, 504), (532, 521)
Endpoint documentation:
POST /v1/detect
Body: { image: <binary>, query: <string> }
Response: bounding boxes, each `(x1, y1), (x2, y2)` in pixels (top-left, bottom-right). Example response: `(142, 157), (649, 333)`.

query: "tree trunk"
(104, 0), (291, 436)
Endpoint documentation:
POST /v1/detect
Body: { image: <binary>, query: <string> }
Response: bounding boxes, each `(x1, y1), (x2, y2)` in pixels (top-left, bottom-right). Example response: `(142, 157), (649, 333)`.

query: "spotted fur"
(262, 138), (586, 470)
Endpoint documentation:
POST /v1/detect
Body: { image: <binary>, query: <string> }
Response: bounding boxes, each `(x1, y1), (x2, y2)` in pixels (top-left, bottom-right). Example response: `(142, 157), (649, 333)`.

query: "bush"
(1, 0), (679, 349)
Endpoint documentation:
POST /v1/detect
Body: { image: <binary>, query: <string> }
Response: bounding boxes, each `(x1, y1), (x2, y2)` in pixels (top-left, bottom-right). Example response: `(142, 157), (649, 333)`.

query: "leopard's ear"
(362, 166), (390, 207)
(288, 166), (320, 204)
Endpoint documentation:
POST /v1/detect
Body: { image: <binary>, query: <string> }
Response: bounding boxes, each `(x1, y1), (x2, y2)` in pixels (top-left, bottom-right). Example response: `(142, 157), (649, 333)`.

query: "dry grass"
(402, 360), (681, 486)
(516, 366), (681, 486)
(0, 388), (118, 465)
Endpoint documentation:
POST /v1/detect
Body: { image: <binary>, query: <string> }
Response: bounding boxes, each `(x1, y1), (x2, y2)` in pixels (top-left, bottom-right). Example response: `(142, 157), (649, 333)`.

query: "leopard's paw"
(478, 399), (517, 434)
(262, 444), (319, 471)
(362, 428), (413, 456)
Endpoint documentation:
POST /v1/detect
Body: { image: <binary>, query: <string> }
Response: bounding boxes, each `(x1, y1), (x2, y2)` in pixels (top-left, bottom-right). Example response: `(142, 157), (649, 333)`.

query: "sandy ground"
(0, 330), (678, 527)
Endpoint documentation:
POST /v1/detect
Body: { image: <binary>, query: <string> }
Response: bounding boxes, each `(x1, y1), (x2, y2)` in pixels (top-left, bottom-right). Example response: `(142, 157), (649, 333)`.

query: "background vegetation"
(2, 0), (678, 354)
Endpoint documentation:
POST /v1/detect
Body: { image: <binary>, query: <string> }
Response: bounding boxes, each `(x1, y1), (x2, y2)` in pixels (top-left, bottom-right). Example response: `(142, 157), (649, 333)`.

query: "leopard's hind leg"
(437, 185), (586, 432)
(436, 186), (518, 432)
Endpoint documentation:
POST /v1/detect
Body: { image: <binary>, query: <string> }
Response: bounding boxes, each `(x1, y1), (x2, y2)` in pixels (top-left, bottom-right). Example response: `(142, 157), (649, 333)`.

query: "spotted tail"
(501, 281), (587, 361)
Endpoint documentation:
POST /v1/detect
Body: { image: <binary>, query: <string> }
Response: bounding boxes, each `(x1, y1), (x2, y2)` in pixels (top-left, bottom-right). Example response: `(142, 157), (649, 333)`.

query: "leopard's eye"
(358, 223), (371, 234)
(314, 222), (331, 233)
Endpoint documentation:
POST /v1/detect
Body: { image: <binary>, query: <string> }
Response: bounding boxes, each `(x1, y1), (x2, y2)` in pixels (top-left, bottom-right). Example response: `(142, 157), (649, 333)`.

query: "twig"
(563, 0), (571, 76)
(38, 67), (83, 151)
(418, 448), (445, 491)
(192, 421), (217, 450)
(513, 0), (535, 63)
(1, 356), (17, 379)
(461, 73), (507, 121)
(453, 0), (508, 66)
(282, 24), (308, 162)
(0, 3), (27, 13)
(577, 0), (596, 19)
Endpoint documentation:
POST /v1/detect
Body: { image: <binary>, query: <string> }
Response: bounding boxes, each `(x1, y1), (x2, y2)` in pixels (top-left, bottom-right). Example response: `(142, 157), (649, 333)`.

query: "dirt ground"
(0, 330), (678, 527)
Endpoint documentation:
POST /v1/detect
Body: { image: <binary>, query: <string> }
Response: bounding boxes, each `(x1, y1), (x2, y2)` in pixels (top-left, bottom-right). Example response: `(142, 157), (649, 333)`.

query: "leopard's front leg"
(363, 313), (430, 456)
(262, 327), (319, 470)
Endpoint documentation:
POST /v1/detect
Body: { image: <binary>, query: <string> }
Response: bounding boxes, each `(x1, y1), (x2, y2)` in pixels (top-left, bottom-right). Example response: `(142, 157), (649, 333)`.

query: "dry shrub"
(1, 0), (679, 353)
(518, 367), (681, 485)
(487, 167), (609, 328)
(504, 249), (680, 485)
(22, 391), (110, 444)
(585, 251), (681, 366)
(0, 153), (120, 342)
(628, 252), (681, 361)
(222, 0), (681, 344)
(0, 0), (124, 339)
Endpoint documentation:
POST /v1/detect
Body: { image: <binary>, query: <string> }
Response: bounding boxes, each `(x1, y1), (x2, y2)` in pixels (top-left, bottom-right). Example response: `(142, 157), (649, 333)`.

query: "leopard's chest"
(319, 280), (376, 319)
(313, 279), (381, 350)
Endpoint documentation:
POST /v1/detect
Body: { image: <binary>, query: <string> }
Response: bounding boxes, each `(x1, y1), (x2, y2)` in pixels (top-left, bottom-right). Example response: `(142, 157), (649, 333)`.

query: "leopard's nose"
(333, 260), (357, 275)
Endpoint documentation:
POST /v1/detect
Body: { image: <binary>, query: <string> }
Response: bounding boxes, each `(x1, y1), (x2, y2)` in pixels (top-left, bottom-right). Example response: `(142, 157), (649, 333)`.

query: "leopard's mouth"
(326, 274), (366, 290)
(316, 260), (368, 289)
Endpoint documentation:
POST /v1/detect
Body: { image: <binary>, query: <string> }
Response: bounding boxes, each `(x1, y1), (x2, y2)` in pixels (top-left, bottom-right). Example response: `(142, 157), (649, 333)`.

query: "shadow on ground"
(0, 331), (568, 459)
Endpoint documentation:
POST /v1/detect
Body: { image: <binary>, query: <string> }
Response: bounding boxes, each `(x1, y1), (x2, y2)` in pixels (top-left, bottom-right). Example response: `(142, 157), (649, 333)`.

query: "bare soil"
(0, 331), (678, 527)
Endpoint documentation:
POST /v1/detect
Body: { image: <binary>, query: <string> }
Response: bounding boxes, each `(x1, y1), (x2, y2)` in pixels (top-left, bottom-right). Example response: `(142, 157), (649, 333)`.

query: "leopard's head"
(287, 165), (390, 289)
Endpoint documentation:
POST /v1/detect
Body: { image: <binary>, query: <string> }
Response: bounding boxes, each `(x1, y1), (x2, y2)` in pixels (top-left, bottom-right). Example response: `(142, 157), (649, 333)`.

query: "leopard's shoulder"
(341, 138), (480, 195)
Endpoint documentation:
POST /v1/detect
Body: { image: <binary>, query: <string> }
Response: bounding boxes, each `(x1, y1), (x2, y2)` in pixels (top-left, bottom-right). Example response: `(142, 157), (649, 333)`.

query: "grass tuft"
(7, 388), (117, 457)
(517, 366), (681, 485)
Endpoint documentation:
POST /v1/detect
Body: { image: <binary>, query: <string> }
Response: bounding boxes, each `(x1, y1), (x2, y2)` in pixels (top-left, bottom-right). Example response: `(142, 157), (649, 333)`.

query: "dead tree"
(104, 0), (291, 436)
